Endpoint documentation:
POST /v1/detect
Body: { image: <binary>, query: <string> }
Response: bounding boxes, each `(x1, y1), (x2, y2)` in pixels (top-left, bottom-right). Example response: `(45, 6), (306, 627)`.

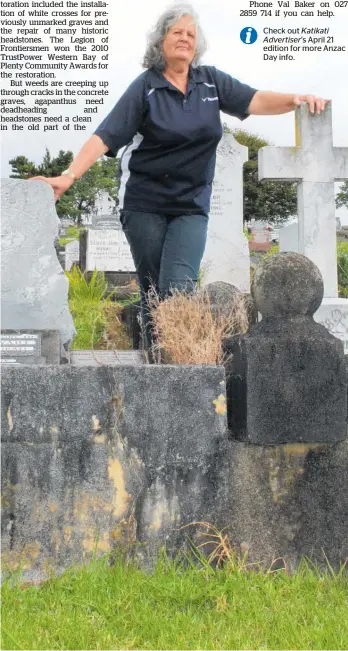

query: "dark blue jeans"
(120, 210), (208, 355)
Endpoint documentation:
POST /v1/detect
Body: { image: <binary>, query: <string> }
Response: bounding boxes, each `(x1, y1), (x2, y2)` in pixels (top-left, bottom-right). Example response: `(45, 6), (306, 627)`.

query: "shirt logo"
(202, 96), (219, 102)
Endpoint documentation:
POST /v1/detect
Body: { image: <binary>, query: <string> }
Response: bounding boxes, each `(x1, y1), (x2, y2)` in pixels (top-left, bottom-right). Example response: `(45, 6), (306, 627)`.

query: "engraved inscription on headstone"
(0, 333), (41, 357)
(202, 133), (250, 292)
(86, 230), (135, 272)
(0, 329), (61, 365)
(0, 332), (45, 365)
(70, 349), (144, 366)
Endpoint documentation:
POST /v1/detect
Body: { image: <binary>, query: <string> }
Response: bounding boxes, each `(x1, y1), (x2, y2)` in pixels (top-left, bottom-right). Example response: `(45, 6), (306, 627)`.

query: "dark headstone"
(223, 253), (347, 444)
(120, 300), (141, 349)
(0, 330), (61, 365)
(1, 356), (46, 366)
(204, 281), (257, 328)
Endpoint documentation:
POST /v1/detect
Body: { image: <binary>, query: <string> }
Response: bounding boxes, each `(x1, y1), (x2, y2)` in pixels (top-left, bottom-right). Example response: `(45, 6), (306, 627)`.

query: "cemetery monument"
(202, 133), (250, 292)
(259, 103), (348, 351)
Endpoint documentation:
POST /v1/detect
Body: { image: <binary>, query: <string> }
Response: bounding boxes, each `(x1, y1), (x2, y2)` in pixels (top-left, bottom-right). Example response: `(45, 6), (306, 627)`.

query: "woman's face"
(162, 15), (197, 67)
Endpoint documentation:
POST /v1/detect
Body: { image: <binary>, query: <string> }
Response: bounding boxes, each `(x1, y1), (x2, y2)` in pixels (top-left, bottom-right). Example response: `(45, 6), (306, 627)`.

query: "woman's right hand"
(29, 175), (74, 202)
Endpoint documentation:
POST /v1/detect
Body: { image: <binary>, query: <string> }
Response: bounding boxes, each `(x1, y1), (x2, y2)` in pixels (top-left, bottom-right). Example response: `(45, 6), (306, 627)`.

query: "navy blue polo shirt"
(94, 66), (257, 216)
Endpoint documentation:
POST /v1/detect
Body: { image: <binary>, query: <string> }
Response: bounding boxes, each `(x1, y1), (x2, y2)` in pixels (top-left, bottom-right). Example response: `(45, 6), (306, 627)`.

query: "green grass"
(66, 268), (135, 350)
(2, 556), (347, 650)
(337, 241), (348, 297)
(59, 225), (84, 247)
(66, 268), (112, 349)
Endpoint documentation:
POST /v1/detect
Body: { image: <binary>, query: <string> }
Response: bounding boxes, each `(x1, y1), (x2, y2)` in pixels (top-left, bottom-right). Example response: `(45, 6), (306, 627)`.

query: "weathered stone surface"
(1, 365), (227, 580)
(204, 281), (240, 310)
(2, 364), (347, 578)
(252, 252), (324, 318)
(203, 281), (257, 328)
(314, 298), (348, 355)
(214, 439), (348, 572)
(1, 179), (75, 347)
(223, 253), (347, 444)
(202, 133), (250, 291)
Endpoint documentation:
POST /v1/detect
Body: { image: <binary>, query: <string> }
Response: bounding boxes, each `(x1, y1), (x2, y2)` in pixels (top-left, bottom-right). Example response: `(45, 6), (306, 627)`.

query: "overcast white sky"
(1, 0), (347, 220)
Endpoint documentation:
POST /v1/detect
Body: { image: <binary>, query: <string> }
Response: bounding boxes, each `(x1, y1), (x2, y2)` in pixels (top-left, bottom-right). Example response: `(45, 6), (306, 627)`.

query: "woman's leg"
(120, 210), (168, 354)
(158, 214), (208, 296)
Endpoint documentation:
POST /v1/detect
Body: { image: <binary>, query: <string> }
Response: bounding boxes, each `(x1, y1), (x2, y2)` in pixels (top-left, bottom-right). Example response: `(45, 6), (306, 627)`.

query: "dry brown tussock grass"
(148, 288), (249, 365)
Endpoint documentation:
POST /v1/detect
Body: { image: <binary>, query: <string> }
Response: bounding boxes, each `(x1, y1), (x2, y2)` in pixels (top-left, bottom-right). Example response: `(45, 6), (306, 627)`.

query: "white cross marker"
(258, 103), (348, 298)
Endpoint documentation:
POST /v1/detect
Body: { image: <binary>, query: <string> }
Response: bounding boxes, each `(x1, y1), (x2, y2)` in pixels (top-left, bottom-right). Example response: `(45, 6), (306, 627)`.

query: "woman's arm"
(247, 91), (329, 115)
(30, 134), (109, 201)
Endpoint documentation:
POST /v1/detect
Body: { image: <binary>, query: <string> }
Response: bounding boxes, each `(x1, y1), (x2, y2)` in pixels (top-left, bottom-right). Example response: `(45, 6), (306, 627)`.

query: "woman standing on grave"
(32, 3), (328, 360)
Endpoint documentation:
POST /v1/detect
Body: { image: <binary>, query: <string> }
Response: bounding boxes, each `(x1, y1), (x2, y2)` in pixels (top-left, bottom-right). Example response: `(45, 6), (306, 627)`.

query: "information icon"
(240, 27), (258, 44)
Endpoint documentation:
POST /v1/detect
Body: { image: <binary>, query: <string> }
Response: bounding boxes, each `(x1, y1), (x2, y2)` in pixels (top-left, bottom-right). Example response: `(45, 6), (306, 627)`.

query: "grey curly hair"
(142, 3), (207, 70)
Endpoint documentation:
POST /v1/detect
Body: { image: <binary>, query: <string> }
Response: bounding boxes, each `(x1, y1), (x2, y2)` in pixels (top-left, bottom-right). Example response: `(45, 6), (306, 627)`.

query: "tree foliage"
(9, 149), (119, 223)
(336, 182), (348, 210)
(224, 126), (298, 224)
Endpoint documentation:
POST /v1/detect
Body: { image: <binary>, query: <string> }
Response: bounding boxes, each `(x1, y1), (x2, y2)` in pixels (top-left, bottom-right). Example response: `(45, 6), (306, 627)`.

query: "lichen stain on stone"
(213, 394), (227, 416)
(149, 501), (169, 531)
(51, 530), (61, 554)
(267, 444), (324, 504)
(283, 443), (327, 458)
(92, 415), (101, 432)
(146, 482), (181, 533)
(93, 434), (106, 444)
(7, 407), (13, 432)
(82, 531), (110, 554)
(49, 502), (58, 513)
(73, 492), (113, 523)
(111, 514), (137, 544)
(3, 541), (41, 572)
(64, 526), (72, 544)
(295, 115), (301, 147)
(108, 458), (131, 518)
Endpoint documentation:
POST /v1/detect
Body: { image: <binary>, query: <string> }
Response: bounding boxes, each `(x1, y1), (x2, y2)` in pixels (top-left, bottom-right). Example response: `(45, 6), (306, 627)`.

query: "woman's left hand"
(293, 95), (330, 114)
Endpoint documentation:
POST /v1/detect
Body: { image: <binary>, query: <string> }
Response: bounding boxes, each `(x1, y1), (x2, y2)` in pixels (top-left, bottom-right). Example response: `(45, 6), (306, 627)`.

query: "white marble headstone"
(253, 225), (269, 244)
(94, 190), (115, 217)
(202, 133), (250, 292)
(65, 240), (80, 271)
(1, 179), (76, 346)
(86, 229), (135, 272)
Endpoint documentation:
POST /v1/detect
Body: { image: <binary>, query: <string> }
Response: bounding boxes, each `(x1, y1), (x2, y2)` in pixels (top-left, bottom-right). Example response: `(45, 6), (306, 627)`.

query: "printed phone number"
(241, 1), (348, 14)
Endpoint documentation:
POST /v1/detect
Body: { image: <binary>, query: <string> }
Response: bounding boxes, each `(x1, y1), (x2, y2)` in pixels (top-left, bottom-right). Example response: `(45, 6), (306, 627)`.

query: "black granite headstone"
(0, 330), (61, 365)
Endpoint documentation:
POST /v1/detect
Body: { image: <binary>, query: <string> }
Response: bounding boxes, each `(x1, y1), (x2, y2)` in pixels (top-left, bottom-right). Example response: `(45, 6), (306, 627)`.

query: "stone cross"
(258, 103), (348, 298)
